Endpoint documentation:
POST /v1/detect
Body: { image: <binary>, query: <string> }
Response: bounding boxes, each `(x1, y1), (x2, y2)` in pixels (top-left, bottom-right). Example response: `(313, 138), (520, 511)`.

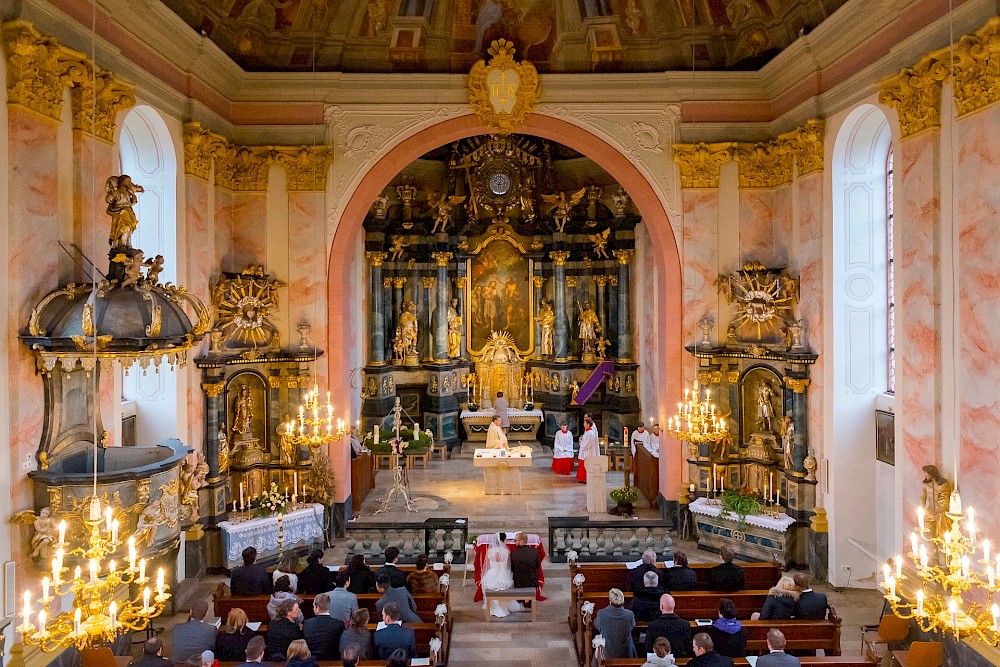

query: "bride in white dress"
(480, 532), (519, 617)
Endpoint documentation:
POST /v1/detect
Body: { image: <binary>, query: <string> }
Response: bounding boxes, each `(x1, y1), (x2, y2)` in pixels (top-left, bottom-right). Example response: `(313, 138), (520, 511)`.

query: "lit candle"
(293, 472), (298, 494)
(109, 560), (117, 575)
(51, 558), (60, 584)
(988, 565), (995, 589)
(292, 493), (297, 506)
(74, 566), (81, 582)
(89, 559), (97, 584)
(41, 577), (49, 600)
(58, 520), (66, 545)
(949, 491), (961, 516)
(993, 604), (999, 632)
(111, 519), (119, 544)
(38, 610), (46, 633)
(413, 423), (419, 440)
(713, 465), (717, 492)
(74, 607), (82, 635)
(105, 507), (113, 532)
(916, 589), (925, 616)
(156, 568), (165, 596)
(139, 559), (146, 582)
(240, 483), (245, 509)
(887, 575), (896, 599)
(894, 555), (902, 579)
(949, 598), (958, 630)
(143, 587), (151, 613)
(962, 555), (970, 580)
(920, 546), (928, 570)
(882, 564), (891, 588)
(776, 486), (780, 507)
(129, 537), (137, 572)
(22, 591), (31, 625)
(985, 539), (991, 565)
(917, 506), (925, 532)
(910, 532), (918, 556)
(109, 601), (117, 630)
(720, 472), (724, 492)
(968, 507), (977, 544)
(770, 473), (774, 501)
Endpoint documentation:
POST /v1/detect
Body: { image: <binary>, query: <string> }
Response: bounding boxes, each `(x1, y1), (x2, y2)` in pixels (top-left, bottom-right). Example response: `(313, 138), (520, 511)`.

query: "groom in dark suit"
(510, 533), (540, 589)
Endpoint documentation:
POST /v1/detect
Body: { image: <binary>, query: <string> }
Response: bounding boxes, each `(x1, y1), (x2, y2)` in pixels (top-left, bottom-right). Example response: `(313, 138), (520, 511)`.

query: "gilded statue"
(595, 337), (610, 359)
(388, 237), (410, 261)
(538, 298), (555, 356)
(541, 188), (586, 233)
(756, 381), (775, 432)
(106, 175), (144, 248)
(568, 381), (580, 403)
(921, 465), (954, 538)
(446, 298), (462, 358)
(577, 301), (602, 355)
(278, 414), (297, 463)
(428, 192), (467, 234)
(589, 228), (611, 259)
(233, 384), (254, 436)
(780, 414), (795, 469)
(179, 452), (208, 522)
(395, 301), (419, 357)
(11, 507), (57, 560)
(143, 255), (165, 284)
(217, 425), (230, 473)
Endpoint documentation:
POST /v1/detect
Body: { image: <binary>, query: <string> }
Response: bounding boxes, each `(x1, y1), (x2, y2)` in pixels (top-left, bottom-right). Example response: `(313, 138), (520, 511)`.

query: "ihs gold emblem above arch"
(468, 39), (540, 135)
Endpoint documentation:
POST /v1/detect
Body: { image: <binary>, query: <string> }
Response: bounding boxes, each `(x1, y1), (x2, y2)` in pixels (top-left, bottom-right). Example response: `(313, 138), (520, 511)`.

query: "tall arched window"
(886, 147), (895, 394)
(118, 105), (180, 446)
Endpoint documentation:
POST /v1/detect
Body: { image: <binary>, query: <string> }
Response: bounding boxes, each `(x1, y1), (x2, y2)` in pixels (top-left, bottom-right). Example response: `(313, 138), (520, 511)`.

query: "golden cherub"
(589, 228), (611, 259)
(541, 188), (586, 233)
(427, 191), (467, 234)
(388, 236), (410, 262)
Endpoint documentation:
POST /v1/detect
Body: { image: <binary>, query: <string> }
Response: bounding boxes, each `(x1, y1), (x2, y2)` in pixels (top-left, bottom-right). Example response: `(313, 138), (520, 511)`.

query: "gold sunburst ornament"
(717, 262), (799, 341)
(468, 39), (540, 135)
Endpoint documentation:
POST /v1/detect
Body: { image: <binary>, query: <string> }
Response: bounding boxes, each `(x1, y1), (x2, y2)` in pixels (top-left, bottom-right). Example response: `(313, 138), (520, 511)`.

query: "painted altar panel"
(466, 238), (534, 355)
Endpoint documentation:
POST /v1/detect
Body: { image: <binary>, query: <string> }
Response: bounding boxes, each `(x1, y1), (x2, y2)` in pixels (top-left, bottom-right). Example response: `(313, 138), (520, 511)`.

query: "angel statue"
(106, 175), (144, 248)
(427, 191), (467, 234)
(388, 236), (410, 261)
(541, 188), (586, 233)
(578, 301), (602, 354)
(11, 507), (58, 560)
(589, 228), (611, 259)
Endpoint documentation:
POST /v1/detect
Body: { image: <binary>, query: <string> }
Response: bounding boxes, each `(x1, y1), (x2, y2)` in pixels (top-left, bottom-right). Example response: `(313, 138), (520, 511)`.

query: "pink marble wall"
(956, 107), (1000, 538)
(288, 192), (328, 386)
(229, 193), (267, 270)
(7, 108), (61, 568)
(739, 190), (777, 266)
(185, 176), (213, 453)
(895, 131), (942, 514)
(793, 173), (825, 465)
(214, 189), (233, 271)
(771, 185), (792, 267)
(636, 224), (659, 417)
(75, 135), (116, 268)
(682, 189), (719, 364)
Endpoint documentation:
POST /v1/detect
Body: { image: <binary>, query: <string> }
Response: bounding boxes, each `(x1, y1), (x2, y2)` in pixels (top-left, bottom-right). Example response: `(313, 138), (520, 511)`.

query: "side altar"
(689, 498), (796, 566)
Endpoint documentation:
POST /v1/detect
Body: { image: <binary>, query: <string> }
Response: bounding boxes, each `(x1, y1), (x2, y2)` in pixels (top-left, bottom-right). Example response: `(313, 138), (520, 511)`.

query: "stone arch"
(326, 113), (684, 507)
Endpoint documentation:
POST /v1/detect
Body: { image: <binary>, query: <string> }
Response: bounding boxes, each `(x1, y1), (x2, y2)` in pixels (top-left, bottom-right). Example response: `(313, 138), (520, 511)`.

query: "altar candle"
(41, 577), (49, 601)
(910, 532), (918, 556)
(712, 465), (717, 492)
(916, 589), (925, 616)
(292, 493), (297, 506)
(58, 520), (66, 545)
(240, 483), (245, 509)
(143, 587), (151, 613)
(770, 473), (774, 501)
(720, 473), (724, 492)
(413, 423), (419, 440)
(74, 607), (82, 635)
(776, 486), (780, 507)
(139, 559), (146, 582)
(374, 425), (380, 444)
(294, 472), (298, 494)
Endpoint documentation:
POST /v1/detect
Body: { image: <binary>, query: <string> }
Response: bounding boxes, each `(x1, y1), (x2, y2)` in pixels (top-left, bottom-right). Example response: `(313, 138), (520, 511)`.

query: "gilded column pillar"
(420, 276), (436, 362)
(614, 249), (635, 362)
(532, 275), (545, 359)
(608, 274), (619, 358)
(594, 275), (608, 337)
(455, 276), (468, 359)
(785, 377), (811, 474)
(366, 252), (389, 365)
(550, 251), (570, 361)
(566, 276), (579, 360)
(431, 252), (453, 362)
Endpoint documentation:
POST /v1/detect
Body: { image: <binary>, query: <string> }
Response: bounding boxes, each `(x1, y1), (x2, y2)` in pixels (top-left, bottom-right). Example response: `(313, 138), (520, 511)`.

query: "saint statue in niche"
(578, 301), (601, 355)
(780, 414), (794, 469)
(538, 298), (555, 356)
(756, 381), (775, 432)
(278, 414), (297, 465)
(233, 384), (255, 437)
(217, 424), (230, 473)
(447, 298), (463, 358)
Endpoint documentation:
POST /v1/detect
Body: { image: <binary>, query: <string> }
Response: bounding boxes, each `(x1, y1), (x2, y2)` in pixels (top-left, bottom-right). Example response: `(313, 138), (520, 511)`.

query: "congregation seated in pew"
(270, 575), (305, 623)
(303, 593), (345, 660)
(373, 603), (417, 661)
(707, 599), (746, 659)
(299, 549), (336, 595)
(374, 547), (409, 590)
(665, 552), (697, 592)
(232, 547), (273, 596)
(688, 633), (733, 667)
(216, 608), (255, 662)
(375, 575), (421, 624)
(645, 594), (692, 658)
(754, 577), (798, 621)
(595, 588), (638, 660)
(339, 609), (373, 660)
(707, 548), (745, 593)
(642, 637), (676, 667)
(629, 571), (666, 622)
(406, 554), (439, 594)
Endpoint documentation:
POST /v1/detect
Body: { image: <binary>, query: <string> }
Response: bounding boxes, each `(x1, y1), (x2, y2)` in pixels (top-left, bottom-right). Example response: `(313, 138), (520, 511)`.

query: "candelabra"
(882, 490), (1000, 644)
(18, 497), (170, 652)
(287, 383), (349, 448)
(667, 377), (727, 446)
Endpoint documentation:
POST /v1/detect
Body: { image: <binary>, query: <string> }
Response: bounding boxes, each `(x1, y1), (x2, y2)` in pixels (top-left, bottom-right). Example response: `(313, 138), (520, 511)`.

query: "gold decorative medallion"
(468, 39), (539, 135)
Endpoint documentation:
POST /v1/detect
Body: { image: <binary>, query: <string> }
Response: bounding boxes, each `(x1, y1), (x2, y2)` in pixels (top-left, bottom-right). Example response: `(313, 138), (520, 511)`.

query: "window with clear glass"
(886, 147), (895, 394)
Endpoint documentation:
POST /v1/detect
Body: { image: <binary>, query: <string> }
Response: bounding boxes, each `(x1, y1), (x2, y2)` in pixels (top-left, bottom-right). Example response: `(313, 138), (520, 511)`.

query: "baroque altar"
(218, 503), (326, 569)
(688, 498), (797, 566)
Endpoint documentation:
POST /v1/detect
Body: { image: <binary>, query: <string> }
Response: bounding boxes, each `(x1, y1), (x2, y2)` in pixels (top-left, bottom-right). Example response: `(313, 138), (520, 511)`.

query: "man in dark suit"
(239, 636), (272, 667)
(265, 599), (303, 661)
(171, 600), (217, 663)
(230, 546), (273, 596)
(627, 549), (665, 593)
(792, 573), (829, 619)
(375, 575), (421, 623)
(708, 547), (745, 592)
(374, 603), (417, 660)
(645, 593), (693, 658)
(510, 533), (540, 589)
(374, 547), (409, 590)
(688, 633), (735, 667)
(303, 593), (345, 660)
(133, 637), (172, 667)
(298, 548), (335, 594)
(757, 629), (802, 666)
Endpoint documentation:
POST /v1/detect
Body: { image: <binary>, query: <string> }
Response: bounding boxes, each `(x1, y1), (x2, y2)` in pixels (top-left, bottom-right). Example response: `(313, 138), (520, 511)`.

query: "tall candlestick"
(916, 589), (925, 616)
(294, 471), (298, 494)
(143, 587), (150, 613)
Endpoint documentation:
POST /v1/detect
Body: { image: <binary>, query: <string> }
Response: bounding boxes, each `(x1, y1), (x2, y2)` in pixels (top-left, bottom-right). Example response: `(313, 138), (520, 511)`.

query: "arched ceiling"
(159, 0), (848, 73)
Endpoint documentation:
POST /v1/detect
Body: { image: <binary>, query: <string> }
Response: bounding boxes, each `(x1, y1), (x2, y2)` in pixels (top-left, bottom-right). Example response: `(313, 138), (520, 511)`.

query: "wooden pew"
(601, 658), (874, 667)
(568, 560), (781, 632)
(213, 586), (449, 625)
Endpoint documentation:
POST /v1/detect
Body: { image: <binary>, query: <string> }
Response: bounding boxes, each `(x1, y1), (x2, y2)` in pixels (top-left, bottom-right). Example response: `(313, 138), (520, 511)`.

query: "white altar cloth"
(219, 503), (325, 569)
(459, 408), (544, 419)
(688, 497), (795, 532)
(473, 448), (532, 495)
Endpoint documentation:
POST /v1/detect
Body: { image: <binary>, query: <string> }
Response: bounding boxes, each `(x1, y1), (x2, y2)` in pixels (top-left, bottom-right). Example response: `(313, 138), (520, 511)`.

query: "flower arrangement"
(720, 487), (763, 525)
(255, 482), (289, 518)
(609, 485), (639, 505)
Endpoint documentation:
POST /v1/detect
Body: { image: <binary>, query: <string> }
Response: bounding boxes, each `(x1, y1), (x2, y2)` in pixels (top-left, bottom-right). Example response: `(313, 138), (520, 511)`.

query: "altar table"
(472, 533), (548, 602)
(219, 503), (325, 569)
(473, 448), (532, 495)
(460, 408), (543, 442)
(689, 497), (796, 565)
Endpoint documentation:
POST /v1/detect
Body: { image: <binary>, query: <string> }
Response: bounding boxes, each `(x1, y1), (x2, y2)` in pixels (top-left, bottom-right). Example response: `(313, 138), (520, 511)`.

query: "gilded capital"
(71, 68), (136, 143)
(431, 252), (454, 267)
(532, 276), (545, 288)
(366, 251), (388, 267)
(783, 376), (811, 393)
(3, 21), (88, 121)
(726, 370), (740, 384)
(593, 275), (608, 287)
(607, 275), (618, 287)
(216, 145), (270, 192)
(565, 276), (579, 288)
(672, 142), (734, 188)
(382, 276), (393, 288)
(549, 250), (570, 266)
(778, 120), (826, 176)
(952, 18), (1000, 117)
(613, 249), (635, 265)
(392, 277), (407, 288)
(453, 276), (468, 288)
(420, 276), (436, 289)
(183, 122), (228, 180)
(734, 141), (792, 188)
(879, 51), (950, 139)
(270, 146), (333, 191)
(201, 381), (225, 398)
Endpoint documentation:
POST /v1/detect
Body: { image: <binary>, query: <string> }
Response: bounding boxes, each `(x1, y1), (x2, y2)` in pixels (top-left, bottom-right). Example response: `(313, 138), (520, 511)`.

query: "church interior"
(1, 0), (1000, 665)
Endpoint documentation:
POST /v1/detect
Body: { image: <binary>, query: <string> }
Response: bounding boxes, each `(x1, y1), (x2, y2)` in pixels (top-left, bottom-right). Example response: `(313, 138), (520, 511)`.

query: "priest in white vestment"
(576, 417), (600, 483)
(629, 423), (650, 456)
(486, 414), (509, 450)
(494, 391), (510, 431)
(551, 421), (574, 475)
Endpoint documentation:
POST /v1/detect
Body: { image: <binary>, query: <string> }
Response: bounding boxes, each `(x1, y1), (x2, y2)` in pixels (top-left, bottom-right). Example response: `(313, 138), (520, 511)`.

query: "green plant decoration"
(610, 485), (639, 505)
(720, 487), (763, 527)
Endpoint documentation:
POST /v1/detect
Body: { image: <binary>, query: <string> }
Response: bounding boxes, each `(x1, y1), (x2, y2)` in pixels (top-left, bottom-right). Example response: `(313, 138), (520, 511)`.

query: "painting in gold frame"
(465, 236), (534, 356)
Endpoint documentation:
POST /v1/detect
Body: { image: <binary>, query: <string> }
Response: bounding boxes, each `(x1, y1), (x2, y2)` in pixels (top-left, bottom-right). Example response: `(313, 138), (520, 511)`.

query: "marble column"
(202, 373), (225, 480)
(608, 274), (619, 359)
(366, 253), (388, 365)
(594, 275), (608, 336)
(532, 275), (544, 359)
(420, 276), (435, 362)
(431, 252), (452, 362)
(455, 276), (468, 359)
(614, 249), (635, 362)
(787, 378), (810, 473)
(382, 276), (393, 360)
(550, 251), (570, 361)
(566, 276), (579, 360)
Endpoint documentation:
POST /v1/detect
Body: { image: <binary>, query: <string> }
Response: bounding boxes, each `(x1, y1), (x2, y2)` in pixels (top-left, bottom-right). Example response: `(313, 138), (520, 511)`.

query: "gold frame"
(468, 39), (540, 135)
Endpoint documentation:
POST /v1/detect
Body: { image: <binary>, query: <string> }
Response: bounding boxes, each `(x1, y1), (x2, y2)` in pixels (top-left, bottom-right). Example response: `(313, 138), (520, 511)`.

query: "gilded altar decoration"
(879, 51), (950, 139)
(428, 192), (467, 234)
(541, 189), (586, 233)
(672, 142), (735, 189)
(468, 39), (540, 135)
(210, 266), (284, 350)
(388, 237), (410, 261)
(394, 301), (420, 365)
(538, 298), (555, 357)
(577, 301), (602, 363)
(179, 452), (209, 523)
(446, 298), (463, 358)
(589, 228), (611, 258)
(734, 142), (793, 188)
(10, 508), (58, 560)
(233, 384), (255, 436)
(106, 176), (144, 247)
(217, 425), (230, 474)
(466, 224), (534, 356)
(717, 262), (800, 342)
(277, 414), (297, 464)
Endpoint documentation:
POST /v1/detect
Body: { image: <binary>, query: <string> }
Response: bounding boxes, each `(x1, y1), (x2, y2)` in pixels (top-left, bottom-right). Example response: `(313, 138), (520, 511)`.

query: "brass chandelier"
(882, 491), (1000, 644)
(286, 383), (348, 449)
(18, 499), (170, 652)
(667, 376), (727, 445)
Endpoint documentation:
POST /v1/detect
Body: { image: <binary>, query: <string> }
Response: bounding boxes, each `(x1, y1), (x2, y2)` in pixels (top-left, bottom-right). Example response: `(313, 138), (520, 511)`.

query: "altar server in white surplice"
(551, 421), (575, 475)
(646, 423), (661, 456)
(629, 423), (650, 457)
(576, 417), (600, 483)
(486, 414), (509, 450)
